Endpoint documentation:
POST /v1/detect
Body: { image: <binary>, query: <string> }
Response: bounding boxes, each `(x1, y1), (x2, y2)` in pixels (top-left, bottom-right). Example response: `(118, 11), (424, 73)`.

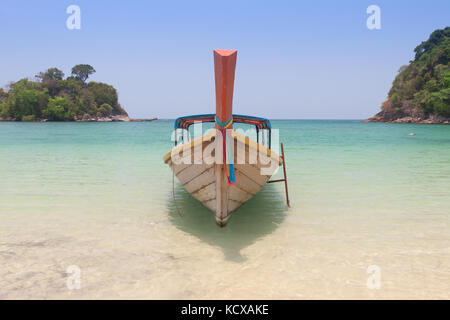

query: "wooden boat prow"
(164, 130), (281, 226)
(163, 50), (285, 227)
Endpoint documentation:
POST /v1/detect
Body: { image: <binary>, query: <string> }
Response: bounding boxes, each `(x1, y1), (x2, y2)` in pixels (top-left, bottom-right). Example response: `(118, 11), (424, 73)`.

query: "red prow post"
(214, 49), (237, 129)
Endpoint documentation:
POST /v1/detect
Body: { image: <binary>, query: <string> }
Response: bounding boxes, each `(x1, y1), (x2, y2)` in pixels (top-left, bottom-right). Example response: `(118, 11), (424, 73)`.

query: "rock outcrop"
(74, 114), (131, 122)
(365, 112), (450, 124)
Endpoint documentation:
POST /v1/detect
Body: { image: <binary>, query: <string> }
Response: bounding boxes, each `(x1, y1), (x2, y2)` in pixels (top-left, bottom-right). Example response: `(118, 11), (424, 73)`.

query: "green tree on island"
(71, 64), (96, 83)
(36, 67), (65, 97)
(0, 64), (127, 121)
(37, 67), (65, 82)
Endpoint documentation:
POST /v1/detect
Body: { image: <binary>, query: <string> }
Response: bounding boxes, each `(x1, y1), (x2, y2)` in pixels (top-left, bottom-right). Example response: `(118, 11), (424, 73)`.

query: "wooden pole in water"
(281, 143), (290, 207)
(267, 143), (290, 207)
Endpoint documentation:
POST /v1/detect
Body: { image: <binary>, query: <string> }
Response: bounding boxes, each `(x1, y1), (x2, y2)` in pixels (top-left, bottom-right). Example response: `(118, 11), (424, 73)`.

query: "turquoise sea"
(0, 120), (449, 299)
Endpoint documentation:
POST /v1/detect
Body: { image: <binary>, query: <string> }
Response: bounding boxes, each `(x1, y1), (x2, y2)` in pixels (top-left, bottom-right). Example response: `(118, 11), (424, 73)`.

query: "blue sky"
(1, 0), (449, 119)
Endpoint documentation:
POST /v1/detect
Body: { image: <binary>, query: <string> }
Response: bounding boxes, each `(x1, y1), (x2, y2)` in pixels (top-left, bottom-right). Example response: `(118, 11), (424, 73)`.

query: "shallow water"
(0, 120), (449, 299)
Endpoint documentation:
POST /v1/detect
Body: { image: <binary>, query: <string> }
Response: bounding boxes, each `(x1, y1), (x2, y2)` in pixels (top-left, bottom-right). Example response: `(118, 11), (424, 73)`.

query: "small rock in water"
(408, 133), (416, 136)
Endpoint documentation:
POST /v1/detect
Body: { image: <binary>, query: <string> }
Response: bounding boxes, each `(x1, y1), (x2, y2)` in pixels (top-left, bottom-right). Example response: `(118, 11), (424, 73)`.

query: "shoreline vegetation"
(366, 27), (449, 124)
(0, 64), (157, 122)
(0, 116), (158, 122)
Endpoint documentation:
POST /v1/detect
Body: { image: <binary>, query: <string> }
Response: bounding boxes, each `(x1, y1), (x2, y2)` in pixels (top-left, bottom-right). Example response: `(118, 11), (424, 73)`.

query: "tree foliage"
(36, 67), (65, 82)
(43, 97), (71, 121)
(382, 27), (450, 118)
(71, 64), (96, 83)
(0, 65), (127, 121)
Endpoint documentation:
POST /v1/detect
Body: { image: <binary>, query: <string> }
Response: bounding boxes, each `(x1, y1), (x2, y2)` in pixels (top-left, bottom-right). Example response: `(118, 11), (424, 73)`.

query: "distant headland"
(0, 64), (156, 122)
(366, 27), (449, 124)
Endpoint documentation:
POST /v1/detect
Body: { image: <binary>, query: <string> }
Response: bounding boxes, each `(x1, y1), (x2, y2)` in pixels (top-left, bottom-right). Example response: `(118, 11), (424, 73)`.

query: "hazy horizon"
(1, 0), (449, 119)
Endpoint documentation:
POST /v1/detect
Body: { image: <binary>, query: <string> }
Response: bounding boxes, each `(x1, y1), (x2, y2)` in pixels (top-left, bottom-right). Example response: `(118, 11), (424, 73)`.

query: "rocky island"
(366, 27), (449, 124)
(0, 64), (155, 122)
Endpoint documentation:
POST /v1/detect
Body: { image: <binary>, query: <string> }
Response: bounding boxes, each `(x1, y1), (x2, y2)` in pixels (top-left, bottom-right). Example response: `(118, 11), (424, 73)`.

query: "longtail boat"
(163, 49), (289, 227)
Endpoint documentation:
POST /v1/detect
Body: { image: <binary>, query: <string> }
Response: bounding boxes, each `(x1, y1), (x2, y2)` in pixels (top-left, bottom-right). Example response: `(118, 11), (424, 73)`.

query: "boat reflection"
(167, 184), (288, 262)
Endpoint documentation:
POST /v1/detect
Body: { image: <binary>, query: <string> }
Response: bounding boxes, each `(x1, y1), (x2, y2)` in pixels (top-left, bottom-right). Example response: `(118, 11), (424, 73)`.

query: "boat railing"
(173, 114), (272, 149)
